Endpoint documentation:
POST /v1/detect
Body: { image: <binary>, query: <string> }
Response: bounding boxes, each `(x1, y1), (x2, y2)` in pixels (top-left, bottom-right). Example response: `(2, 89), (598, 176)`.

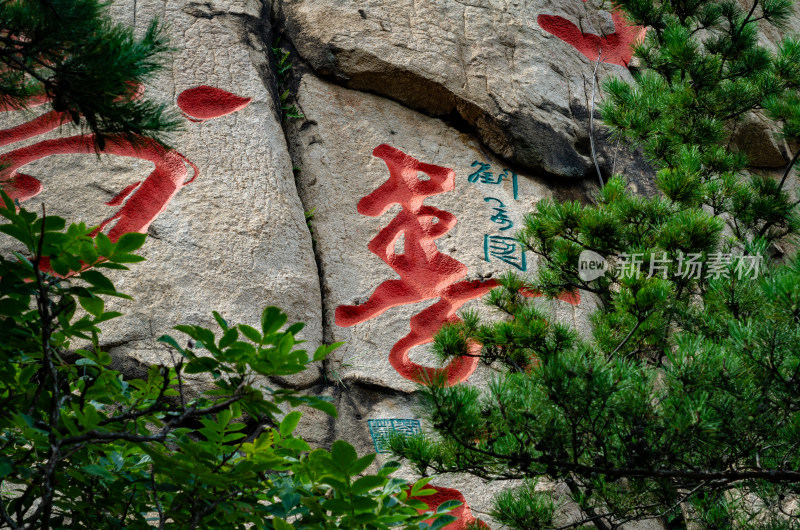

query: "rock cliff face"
(1, 0), (795, 527)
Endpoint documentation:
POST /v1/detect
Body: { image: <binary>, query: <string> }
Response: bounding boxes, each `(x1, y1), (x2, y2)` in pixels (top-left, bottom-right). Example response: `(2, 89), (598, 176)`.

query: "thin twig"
(33, 205), (59, 530)
(778, 148), (800, 190)
(565, 477), (612, 530)
(590, 50), (604, 189)
(151, 470), (165, 530)
(611, 313), (651, 355)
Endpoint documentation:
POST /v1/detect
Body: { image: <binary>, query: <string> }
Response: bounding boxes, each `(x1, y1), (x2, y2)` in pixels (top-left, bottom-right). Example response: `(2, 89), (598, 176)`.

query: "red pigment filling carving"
(408, 485), (489, 529)
(335, 145), (580, 386)
(537, 1), (645, 67)
(0, 85), (250, 273)
(335, 145), (496, 386)
(177, 85), (252, 122)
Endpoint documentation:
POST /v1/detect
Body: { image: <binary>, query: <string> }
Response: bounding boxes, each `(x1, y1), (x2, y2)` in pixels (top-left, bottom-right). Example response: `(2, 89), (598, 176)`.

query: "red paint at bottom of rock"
(409, 485), (490, 529)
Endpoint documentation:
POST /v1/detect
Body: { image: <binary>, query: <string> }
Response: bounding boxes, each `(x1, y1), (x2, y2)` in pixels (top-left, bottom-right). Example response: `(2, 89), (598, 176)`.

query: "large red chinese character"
(337, 145), (581, 386)
(335, 145), (497, 386)
(0, 85), (250, 268)
(537, 1), (646, 67)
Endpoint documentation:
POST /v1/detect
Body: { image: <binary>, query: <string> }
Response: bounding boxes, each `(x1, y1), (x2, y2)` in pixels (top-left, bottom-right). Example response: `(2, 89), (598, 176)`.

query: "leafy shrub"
(0, 193), (455, 529)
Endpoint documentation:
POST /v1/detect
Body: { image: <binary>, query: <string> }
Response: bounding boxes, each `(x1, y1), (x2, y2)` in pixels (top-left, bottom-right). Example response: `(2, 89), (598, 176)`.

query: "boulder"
(274, 0), (648, 179)
(0, 0), (323, 387)
(284, 73), (595, 393)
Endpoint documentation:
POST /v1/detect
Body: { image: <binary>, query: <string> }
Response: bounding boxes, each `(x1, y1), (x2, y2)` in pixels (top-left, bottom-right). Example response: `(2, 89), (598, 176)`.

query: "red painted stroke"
(335, 145), (495, 386)
(409, 485), (489, 529)
(0, 134), (197, 240)
(177, 85), (252, 122)
(336, 145), (581, 386)
(537, 2), (645, 67)
(0, 84), (250, 274)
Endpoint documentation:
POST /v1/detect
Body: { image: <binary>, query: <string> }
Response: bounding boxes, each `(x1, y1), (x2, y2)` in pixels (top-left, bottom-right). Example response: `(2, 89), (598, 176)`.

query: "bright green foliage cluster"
(0, 194), (454, 529)
(390, 1), (800, 528)
(0, 0), (180, 148)
(602, 0), (800, 242)
(271, 39), (304, 120)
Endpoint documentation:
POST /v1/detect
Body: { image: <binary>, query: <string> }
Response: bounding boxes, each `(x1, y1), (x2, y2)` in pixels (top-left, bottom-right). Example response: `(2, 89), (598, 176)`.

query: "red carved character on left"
(0, 85), (251, 269)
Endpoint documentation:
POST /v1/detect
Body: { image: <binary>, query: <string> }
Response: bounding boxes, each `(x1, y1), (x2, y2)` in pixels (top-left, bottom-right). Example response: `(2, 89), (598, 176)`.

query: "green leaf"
(114, 232), (147, 253)
(351, 475), (385, 495)
(0, 224), (31, 246)
(93, 262), (129, 270)
(436, 499), (462, 514)
(42, 216), (66, 232)
(157, 334), (185, 353)
(239, 324), (262, 343)
(212, 311), (229, 331)
(78, 241), (99, 265)
(353, 511), (378, 523)
(322, 498), (352, 513)
(81, 464), (116, 481)
(313, 342), (343, 362)
(0, 297), (29, 316)
(60, 413), (81, 437)
(348, 453), (376, 476)
(430, 515), (457, 530)
(93, 311), (122, 325)
(281, 438), (311, 452)
(410, 476), (434, 497)
(331, 440), (358, 470)
(79, 296), (104, 317)
(306, 399), (337, 418)
(50, 256), (72, 276)
(184, 357), (220, 374)
(108, 253), (145, 263)
(1, 191), (15, 210)
(280, 411), (302, 438)
(378, 460), (402, 477)
(0, 457), (13, 478)
(80, 270), (116, 291)
(96, 232), (113, 257)
(219, 328), (239, 349)
(286, 322), (305, 335)
(75, 357), (98, 367)
(97, 350), (112, 366)
(261, 306), (287, 336)
(273, 518), (294, 530)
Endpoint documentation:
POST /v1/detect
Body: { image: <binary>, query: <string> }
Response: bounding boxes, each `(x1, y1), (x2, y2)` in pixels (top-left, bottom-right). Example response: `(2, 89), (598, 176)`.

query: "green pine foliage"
(0, 0), (181, 148)
(390, 1), (800, 528)
(0, 194), (456, 529)
(0, 1), (457, 528)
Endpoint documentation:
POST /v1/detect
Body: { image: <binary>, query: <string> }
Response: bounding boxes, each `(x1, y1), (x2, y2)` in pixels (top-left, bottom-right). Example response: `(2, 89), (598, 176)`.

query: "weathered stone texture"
(0, 0), (323, 386)
(285, 73), (595, 393)
(5, 0), (797, 527)
(275, 0), (651, 179)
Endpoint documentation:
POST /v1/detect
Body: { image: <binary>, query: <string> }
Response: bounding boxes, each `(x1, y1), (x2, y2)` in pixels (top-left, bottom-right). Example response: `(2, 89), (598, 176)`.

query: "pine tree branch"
(778, 147), (800, 190)
(544, 460), (800, 483)
(565, 477), (612, 530)
(611, 312), (652, 355)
